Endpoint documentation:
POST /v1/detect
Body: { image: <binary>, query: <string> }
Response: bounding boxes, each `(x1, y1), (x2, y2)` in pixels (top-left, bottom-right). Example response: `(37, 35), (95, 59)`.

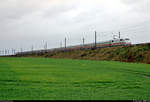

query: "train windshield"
(125, 38), (130, 41)
(125, 38), (131, 43)
(120, 39), (124, 41)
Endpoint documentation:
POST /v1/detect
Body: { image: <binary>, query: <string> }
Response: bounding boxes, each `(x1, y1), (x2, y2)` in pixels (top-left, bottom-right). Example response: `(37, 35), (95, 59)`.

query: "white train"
(66, 38), (131, 50)
(16, 38), (131, 55)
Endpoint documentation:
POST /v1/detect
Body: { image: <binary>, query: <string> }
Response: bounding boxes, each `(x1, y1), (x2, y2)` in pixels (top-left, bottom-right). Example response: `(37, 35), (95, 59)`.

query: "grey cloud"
(122, 0), (150, 15)
(0, 0), (150, 53)
(0, 0), (52, 24)
(42, 3), (78, 19)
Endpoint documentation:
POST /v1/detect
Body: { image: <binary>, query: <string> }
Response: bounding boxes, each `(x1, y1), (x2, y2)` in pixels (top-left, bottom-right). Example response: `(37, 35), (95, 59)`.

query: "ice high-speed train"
(16, 38), (131, 55)
(64, 38), (131, 50)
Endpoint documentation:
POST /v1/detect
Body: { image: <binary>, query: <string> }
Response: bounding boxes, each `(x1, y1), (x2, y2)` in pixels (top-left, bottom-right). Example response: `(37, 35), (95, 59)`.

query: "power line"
(2, 20), (150, 53)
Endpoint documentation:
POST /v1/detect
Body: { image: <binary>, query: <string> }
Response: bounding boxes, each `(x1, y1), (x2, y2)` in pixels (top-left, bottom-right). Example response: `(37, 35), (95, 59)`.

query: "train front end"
(124, 38), (131, 46)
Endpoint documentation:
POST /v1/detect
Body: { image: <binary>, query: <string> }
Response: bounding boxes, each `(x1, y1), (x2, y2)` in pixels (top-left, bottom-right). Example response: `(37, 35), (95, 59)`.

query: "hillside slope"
(16, 43), (150, 64)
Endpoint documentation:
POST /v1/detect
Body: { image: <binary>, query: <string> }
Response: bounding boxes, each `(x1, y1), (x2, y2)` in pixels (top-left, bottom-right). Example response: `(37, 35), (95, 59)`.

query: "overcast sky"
(0, 0), (150, 54)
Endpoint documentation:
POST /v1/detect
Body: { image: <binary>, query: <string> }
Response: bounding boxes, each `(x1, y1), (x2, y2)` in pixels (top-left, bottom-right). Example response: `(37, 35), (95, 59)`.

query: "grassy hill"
(16, 43), (150, 64)
(0, 57), (150, 100)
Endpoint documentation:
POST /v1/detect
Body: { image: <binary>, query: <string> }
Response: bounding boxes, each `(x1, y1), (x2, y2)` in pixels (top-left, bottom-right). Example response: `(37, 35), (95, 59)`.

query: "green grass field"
(0, 57), (150, 100)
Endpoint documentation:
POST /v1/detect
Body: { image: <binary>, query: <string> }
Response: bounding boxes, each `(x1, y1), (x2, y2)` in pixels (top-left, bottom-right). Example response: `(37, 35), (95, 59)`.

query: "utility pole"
(65, 37), (67, 48)
(8, 49), (9, 55)
(95, 31), (97, 48)
(44, 42), (47, 52)
(31, 45), (34, 52)
(113, 32), (117, 40)
(12, 49), (14, 55)
(44, 42), (47, 50)
(83, 37), (85, 45)
(21, 48), (23, 53)
(119, 31), (121, 39)
(5, 49), (7, 55)
(14, 49), (15, 55)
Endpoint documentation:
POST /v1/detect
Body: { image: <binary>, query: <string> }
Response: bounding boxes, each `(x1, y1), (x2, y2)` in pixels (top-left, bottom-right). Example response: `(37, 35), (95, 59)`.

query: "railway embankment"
(16, 43), (150, 64)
